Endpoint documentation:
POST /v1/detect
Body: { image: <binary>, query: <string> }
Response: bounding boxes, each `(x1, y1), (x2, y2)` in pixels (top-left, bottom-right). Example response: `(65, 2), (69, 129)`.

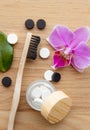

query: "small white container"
(26, 80), (72, 124)
(26, 80), (55, 111)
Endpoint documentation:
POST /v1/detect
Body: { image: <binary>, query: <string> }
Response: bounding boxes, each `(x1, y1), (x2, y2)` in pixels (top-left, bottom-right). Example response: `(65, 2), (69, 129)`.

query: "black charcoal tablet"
(36, 19), (46, 30)
(25, 19), (34, 29)
(2, 77), (12, 87)
(52, 72), (61, 82)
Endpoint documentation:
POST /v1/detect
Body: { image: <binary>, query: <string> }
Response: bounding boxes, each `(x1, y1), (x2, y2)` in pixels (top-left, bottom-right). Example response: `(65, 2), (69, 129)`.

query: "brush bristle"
(27, 35), (41, 60)
(31, 35), (41, 44)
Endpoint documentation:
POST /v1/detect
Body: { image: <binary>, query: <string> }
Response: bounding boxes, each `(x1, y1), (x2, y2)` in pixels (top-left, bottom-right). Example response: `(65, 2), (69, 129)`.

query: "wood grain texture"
(41, 91), (72, 124)
(0, 0), (90, 130)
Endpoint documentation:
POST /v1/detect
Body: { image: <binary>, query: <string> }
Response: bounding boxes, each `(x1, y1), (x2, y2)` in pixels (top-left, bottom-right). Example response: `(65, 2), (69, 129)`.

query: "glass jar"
(26, 80), (72, 124)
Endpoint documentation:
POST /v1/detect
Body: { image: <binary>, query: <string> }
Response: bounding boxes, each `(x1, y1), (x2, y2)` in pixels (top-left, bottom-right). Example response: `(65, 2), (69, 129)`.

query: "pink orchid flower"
(47, 25), (90, 72)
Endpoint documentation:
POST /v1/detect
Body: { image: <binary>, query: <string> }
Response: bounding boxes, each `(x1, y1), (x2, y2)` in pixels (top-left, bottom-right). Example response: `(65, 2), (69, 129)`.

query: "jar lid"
(41, 91), (72, 124)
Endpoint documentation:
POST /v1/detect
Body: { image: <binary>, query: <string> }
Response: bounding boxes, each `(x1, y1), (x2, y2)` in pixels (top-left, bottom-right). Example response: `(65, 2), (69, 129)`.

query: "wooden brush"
(7, 32), (40, 130)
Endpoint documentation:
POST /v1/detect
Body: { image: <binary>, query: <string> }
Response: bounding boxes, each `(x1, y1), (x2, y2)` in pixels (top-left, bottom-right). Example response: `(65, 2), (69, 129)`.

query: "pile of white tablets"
(26, 80), (55, 111)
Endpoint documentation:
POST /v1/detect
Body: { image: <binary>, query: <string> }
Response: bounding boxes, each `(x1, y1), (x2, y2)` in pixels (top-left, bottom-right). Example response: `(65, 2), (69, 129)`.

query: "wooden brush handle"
(8, 32), (32, 130)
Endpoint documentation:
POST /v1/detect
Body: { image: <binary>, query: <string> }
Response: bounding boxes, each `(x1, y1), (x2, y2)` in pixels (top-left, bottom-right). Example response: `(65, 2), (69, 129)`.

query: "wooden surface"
(0, 0), (90, 130)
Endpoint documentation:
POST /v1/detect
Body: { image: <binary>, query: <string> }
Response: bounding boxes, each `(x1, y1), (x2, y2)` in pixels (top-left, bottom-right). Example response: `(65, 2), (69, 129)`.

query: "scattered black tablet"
(52, 72), (61, 82)
(36, 19), (46, 29)
(25, 19), (34, 29)
(2, 77), (12, 87)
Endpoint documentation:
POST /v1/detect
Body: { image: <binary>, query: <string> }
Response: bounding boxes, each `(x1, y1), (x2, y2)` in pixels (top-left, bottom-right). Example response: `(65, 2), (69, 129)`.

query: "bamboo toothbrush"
(8, 32), (40, 130)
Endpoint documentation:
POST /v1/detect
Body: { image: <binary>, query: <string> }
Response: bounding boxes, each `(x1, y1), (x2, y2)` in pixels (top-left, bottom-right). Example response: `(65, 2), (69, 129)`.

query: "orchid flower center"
(60, 47), (72, 60)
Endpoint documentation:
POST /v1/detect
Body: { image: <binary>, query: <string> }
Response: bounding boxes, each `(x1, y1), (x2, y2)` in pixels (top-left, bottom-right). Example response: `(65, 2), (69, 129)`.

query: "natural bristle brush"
(7, 32), (41, 130)
(27, 35), (40, 60)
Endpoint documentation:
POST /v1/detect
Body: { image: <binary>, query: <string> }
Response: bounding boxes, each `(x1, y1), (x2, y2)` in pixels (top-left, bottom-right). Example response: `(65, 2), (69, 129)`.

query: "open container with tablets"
(26, 80), (72, 124)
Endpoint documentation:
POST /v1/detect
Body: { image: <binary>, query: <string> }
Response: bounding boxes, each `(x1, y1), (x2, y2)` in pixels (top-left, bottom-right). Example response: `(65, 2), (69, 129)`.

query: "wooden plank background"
(0, 0), (90, 130)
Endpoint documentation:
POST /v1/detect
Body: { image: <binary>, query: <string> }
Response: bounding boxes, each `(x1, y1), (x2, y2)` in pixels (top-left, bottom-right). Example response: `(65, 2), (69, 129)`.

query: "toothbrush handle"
(7, 33), (32, 130)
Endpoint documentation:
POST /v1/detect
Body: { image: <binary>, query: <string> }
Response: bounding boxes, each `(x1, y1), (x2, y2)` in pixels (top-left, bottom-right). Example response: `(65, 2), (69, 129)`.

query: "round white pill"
(33, 98), (43, 109)
(42, 89), (51, 101)
(31, 86), (42, 99)
(7, 33), (18, 44)
(39, 48), (50, 59)
(44, 70), (54, 81)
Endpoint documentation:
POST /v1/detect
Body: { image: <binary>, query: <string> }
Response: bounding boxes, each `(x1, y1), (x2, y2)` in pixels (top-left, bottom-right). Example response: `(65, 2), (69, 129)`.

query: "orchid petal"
(71, 27), (90, 48)
(71, 42), (90, 70)
(71, 62), (84, 72)
(47, 25), (74, 50)
(52, 51), (71, 69)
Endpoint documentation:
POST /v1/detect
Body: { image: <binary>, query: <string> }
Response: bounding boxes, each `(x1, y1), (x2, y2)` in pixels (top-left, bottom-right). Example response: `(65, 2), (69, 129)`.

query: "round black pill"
(25, 19), (34, 29)
(2, 77), (12, 87)
(52, 72), (61, 82)
(36, 19), (46, 29)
